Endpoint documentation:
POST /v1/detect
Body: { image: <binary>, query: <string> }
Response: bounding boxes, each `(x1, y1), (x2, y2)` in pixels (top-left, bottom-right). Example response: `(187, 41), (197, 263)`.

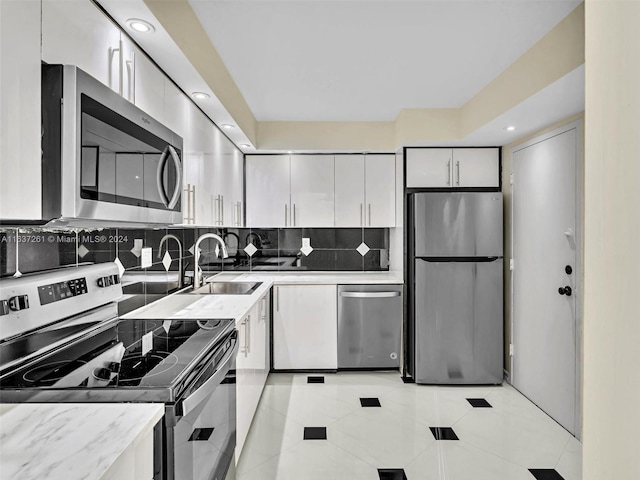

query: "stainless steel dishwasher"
(338, 284), (403, 369)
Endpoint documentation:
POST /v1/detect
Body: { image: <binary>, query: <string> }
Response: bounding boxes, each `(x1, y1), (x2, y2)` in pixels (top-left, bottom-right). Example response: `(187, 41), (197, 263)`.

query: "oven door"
(166, 332), (238, 480)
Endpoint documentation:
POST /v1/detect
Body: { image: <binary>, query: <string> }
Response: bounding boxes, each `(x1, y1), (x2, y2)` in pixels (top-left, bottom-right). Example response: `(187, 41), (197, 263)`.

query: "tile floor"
(236, 372), (582, 480)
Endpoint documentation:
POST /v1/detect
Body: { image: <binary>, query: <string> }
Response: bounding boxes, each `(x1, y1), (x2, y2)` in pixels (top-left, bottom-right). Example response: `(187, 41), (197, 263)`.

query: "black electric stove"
(0, 316), (234, 402)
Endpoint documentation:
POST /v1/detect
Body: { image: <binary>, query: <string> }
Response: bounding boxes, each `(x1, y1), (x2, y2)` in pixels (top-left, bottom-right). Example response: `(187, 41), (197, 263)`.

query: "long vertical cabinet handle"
(220, 195), (224, 225)
(360, 204), (363, 227)
(191, 185), (196, 224)
(125, 50), (135, 103)
(240, 318), (248, 355)
(456, 161), (461, 186)
(108, 45), (121, 93)
(368, 204), (372, 226)
(446, 160), (451, 186)
(260, 296), (267, 322)
(293, 204), (296, 226)
(211, 195), (215, 225)
(246, 314), (251, 353)
(118, 39), (124, 96)
(236, 202), (242, 226)
(284, 205), (288, 227)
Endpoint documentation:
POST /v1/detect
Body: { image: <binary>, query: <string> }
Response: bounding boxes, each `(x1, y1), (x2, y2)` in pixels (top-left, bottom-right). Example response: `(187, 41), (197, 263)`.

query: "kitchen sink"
(188, 281), (263, 295)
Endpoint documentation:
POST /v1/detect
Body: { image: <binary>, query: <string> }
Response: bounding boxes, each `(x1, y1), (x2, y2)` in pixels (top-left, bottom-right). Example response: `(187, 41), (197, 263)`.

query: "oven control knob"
(0, 299), (9, 316)
(8, 295), (29, 311)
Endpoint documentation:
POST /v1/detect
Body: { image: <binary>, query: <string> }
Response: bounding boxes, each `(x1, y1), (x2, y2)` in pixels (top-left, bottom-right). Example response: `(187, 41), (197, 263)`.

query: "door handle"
(156, 145), (182, 209)
(360, 203), (363, 226)
(284, 204), (288, 226)
(446, 160), (451, 186)
(340, 292), (401, 298)
(456, 160), (460, 186)
(220, 195), (224, 225)
(293, 203), (296, 226)
(558, 286), (572, 296)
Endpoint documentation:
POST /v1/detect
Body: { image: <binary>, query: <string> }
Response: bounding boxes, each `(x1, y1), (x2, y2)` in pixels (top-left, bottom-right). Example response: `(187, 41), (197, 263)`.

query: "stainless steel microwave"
(41, 64), (183, 227)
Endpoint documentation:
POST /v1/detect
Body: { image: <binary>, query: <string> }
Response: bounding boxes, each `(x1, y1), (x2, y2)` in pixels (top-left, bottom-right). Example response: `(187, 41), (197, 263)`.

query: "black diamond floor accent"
(467, 398), (492, 408)
(360, 397), (382, 407)
(303, 427), (327, 440)
(429, 427), (459, 440)
(378, 468), (408, 480)
(529, 469), (565, 480)
(307, 376), (325, 384)
(188, 427), (214, 441)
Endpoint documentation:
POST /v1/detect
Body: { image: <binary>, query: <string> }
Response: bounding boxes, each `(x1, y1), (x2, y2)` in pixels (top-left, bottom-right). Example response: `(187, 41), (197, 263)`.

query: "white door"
(511, 123), (580, 436)
(246, 155), (291, 227)
(406, 148), (453, 188)
(453, 148), (500, 188)
(290, 155), (335, 227)
(335, 154), (365, 227)
(365, 154), (396, 227)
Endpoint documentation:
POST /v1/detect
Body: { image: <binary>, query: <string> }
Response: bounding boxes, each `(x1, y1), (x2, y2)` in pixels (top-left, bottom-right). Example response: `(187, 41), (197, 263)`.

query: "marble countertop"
(0, 403), (164, 480)
(122, 271), (403, 321)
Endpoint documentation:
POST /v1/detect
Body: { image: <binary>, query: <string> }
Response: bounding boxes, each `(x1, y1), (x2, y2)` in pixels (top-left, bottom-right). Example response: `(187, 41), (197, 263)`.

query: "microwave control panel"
(38, 277), (88, 306)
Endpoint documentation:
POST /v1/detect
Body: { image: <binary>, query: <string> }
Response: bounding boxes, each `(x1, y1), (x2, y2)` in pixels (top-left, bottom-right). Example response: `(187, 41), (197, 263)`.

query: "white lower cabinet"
(100, 427), (154, 480)
(273, 285), (338, 370)
(236, 290), (271, 462)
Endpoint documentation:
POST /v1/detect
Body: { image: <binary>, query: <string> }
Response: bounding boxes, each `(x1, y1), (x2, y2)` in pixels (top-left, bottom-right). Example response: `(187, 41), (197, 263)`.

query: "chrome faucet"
(157, 233), (183, 288)
(193, 233), (229, 289)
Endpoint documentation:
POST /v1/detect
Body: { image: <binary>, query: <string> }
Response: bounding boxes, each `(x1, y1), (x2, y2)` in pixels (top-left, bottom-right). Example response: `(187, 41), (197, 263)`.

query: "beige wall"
(501, 112), (585, 376)
(583, 1), (640, 478)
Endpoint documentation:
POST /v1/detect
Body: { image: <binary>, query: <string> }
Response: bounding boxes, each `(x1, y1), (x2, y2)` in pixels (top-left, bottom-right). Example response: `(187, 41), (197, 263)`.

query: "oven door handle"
(156, 145), (182, 209)
(180, 336), (238, 417)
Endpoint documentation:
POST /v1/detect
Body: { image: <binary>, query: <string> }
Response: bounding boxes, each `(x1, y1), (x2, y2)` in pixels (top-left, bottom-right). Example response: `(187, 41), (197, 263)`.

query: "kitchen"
(0, 1), (637, 480)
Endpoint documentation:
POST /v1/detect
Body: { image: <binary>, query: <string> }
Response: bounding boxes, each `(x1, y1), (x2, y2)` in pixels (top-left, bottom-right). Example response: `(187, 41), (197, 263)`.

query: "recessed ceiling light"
(505, 126), (516, 131)
(191, 92), (210, 100)
(126, 19), (155, 33)
(221, 124), (235, 130)
(241, 144), (252, 148)
(287, 150), (293, 153)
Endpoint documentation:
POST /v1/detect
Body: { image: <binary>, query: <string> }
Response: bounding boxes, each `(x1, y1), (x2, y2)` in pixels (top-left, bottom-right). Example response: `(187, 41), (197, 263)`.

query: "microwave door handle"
(180, 337), (239, 417)
(166, 145), (182, 210)
(156, 146), (171, 207)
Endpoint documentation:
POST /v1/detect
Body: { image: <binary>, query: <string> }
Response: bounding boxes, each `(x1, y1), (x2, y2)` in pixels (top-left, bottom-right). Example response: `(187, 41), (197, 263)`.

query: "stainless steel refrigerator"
(411, 192), (503, 384)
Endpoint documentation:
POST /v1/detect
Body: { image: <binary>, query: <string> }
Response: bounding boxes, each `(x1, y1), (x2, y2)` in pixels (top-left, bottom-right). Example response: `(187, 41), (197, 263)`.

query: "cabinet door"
(212, 129), (244, 227)
(406, 148), (453, 188)
(183, 103), (212, 225)
(0, 0), (41, 220)
(246, 155), (290, 227)
(133, 48), (165, 122)
(273, 285), (338, 370)
(163, 80), (188, 139)
(365, 154), (396, 227)
(42, 0), (120, 91)
(235, 312), (252, 460)
(453, 148), (500, 188)
(334, 155), (365, 227)
(290, 155), (335, 227)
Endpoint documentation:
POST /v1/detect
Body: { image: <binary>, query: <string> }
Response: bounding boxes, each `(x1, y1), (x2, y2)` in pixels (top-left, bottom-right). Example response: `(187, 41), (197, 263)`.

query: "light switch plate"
(141, 247), (152, 268)
(142, 331), (153, 356)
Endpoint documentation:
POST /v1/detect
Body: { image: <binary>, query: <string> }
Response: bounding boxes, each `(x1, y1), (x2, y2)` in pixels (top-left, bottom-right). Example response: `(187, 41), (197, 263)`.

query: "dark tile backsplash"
(0, 226), (389, 278)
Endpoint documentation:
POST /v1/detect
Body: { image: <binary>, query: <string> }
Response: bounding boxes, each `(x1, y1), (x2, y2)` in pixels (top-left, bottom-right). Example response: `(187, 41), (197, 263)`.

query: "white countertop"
(122, 271), (403, 321)
(0, 403), (164, 480)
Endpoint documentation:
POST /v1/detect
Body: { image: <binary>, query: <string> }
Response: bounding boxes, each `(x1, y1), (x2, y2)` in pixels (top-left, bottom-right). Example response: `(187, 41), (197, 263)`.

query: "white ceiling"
(188, 0), (581, 122)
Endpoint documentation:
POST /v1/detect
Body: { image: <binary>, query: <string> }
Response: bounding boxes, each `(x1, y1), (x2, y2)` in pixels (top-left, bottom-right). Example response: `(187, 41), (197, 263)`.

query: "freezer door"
(338, 285), (403, 369)
(414, 259), (503, 384)
(413, 192), (503, 257)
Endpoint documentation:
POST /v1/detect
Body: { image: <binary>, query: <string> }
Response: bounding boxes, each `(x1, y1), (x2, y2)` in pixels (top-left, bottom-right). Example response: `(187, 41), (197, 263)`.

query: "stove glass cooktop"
(0, 318), (234, 390)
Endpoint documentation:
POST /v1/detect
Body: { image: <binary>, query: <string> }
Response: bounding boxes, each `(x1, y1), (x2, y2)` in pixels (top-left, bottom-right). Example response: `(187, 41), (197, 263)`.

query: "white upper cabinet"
(132, 49), (165, 122)
(246, 155), (291, 227)
(334, 155), (365, 227)
(452, 148), (500, 187)
(163, 80), (188, 139)
(406, 148), (499, 188)
(365, 154), (396, 227)
(42, 0), (121, 93)
(0, 0), (41, 220)
(211, 128), (245, 227)
(406, 148), (453, 188)
(334, 154), (395, 227)
(290, 155), (335, 227)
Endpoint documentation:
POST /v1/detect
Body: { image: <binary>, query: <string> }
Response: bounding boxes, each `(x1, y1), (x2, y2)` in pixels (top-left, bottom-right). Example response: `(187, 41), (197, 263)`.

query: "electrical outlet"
(141, 247), (152, 268)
